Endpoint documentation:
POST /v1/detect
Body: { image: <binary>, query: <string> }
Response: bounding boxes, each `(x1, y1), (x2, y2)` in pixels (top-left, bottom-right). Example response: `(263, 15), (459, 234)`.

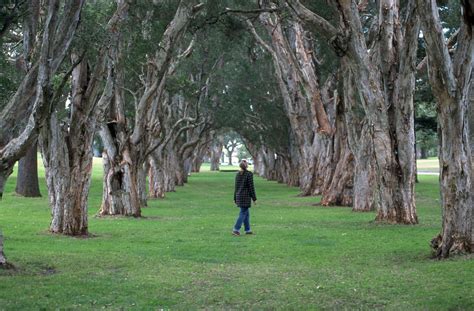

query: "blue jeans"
(234, 207), (251, 232)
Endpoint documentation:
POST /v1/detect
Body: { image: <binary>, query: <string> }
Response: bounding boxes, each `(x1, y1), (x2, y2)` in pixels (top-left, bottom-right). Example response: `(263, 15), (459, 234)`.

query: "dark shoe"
(245, 231), (253, 235)
(232, 231), (240, 236)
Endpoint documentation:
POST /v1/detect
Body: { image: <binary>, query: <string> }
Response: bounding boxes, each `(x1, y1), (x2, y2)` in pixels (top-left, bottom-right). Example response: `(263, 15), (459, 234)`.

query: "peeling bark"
(418, 0), (473, 257)
(0, 230), (7, 268)
(100, 0), (202, 214)
(0, 0), (85, 198)
(40, 1), (128, 234)
(285, 0), (419, 221)
(321, 94), (354, 206)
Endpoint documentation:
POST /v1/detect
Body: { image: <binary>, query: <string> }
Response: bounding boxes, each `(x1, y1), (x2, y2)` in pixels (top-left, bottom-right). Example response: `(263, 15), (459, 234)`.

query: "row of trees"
(0, 0), (473, 267)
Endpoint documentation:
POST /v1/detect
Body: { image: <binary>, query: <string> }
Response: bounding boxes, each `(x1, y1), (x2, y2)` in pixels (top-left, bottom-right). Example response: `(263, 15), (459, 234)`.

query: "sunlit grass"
(416, 158), (439, 172)
(1, 160), (472, 310)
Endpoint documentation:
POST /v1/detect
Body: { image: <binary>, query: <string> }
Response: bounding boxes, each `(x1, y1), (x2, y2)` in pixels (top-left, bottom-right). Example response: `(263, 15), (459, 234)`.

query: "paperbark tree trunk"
(149, 155), (167, 199)
(41, 115), (91, 235)
(210, 136), (223, 171)
(101, 152), (141, 215)
(0, 230), (7, 268)
(320, 94), (354, 206)
(191, 139), (210, 173)
(418, 0), (473, 257)
(470, 85), (474, 245)
(343, 67), (375, 211)
(14, 1), (41, 198)
(210, 149), (222, 170)
(15, 142), (41, 197)
(100, 1), (202, 214)
(285, 0), (419, 221)
(250, 16), (317, 195)
(138, 161), (148, 207)
(40, 1), (127, 233)
(0, 0), (84, 198)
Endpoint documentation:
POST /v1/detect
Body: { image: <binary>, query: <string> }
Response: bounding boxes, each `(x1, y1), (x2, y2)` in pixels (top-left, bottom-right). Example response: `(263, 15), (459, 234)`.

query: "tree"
(209, 135), (224, 171)
(0, 0), (85, 199)
(15, 142), (41, 197)
(286, 0), (419, 223)
(39, 1), (126, 235)
(99, 0), (203, 215)
(417, 0), (473, 257)
(0, 229), (7, 268)
(223, 132), (240, 165)
(9, 0), (42, 197)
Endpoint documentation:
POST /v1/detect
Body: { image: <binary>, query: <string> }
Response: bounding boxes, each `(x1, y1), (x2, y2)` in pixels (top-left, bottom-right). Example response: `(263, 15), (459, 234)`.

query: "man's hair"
(239, 160), (248, 172)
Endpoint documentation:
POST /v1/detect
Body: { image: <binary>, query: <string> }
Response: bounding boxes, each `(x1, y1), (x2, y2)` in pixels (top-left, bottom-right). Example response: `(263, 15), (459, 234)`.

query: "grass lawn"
(0, 160), (473, 310)
(416, 159), (440, 173)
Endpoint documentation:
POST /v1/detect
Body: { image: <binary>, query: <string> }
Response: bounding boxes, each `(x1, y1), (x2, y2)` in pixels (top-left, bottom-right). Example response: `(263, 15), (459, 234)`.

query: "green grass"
(1, 161), (473, 310)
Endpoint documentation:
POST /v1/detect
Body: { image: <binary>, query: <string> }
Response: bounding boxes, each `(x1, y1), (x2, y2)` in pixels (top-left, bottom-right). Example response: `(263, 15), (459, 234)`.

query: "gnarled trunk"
(99, 140), (141, 217)
(15, 141), (41, 197)
(418, 1), (473, 257)
(100, 0), (202, 212)
(40, 115), (90, 235)
(336, 0), (418, 223)
(149, 156), (166, 199)
(320, 95), (354, 206)
(285, 0), (419, 221)
(0, 0), (84, 198)
(352, 131), (375, 211)
(40, 1), (127, 230)
(342, 67), (375, 211)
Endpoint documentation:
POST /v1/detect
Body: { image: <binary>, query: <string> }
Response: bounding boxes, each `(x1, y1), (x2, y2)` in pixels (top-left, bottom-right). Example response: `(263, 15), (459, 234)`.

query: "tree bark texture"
(285, 0), (419, 221)
(15, 141), (41, 197)
(343, 67), (375, 211)
(39, 1), (128, 234)
(252, 15), (318, 195)
(149, 151), (176, 199)
(0, 230), (7, 268)
(191, 138), (211, 173)
(14, 2), (41, 198)
(418, 0), (473, 257)
(320, 92), (354, 206)
(252, 11), (354, 204)
(209, 137), (223, 171)
(100, 1), (202, 213)
(0, 0), (85, 198)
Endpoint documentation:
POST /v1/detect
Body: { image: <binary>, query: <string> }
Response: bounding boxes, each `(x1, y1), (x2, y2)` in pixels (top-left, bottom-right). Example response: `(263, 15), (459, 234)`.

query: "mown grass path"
(0, 165), (473, 310)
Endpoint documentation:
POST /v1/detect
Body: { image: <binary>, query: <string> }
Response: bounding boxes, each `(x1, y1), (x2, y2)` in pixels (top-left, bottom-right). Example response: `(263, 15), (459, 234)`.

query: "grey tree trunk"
(320, 93), (354, 206)
(99, 128), (142, 216)
(15, 142), (41, 197)
(210, 136), (223, 171)
(40, 115), (90, 235)
(138, 161), (148, 207)
(0, 0), (84, 198)
(286, 0), (419, 221)
(40, 2), (127, 234)
(250, 16), (317, 195)
(100, 0), (202, 214)
(0, 230), (7, 268)
(470, 85), (474, 245)
(418, 0), (473, 257)
(14, 1), (41, 198)
(343, 69), (375, 211)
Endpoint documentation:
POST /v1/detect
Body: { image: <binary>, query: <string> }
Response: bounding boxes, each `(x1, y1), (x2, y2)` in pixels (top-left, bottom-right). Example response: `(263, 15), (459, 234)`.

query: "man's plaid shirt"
(234, 170), (257, 207)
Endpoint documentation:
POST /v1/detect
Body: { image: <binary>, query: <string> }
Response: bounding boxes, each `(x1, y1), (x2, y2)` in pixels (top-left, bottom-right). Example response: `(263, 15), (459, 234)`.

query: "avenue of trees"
(1, 0), (473, 266)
